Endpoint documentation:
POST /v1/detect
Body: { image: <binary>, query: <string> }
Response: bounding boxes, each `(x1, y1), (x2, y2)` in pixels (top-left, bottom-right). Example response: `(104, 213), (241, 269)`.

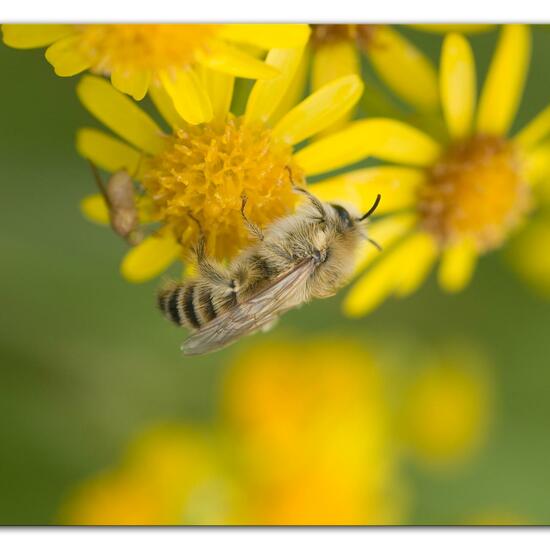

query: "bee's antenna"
(358, 194), (382, 222)
(367, 237), (382, 252)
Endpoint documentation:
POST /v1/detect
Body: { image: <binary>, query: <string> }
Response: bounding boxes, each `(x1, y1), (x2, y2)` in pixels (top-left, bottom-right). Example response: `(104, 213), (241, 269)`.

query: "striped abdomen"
(158, 281), (233, 330)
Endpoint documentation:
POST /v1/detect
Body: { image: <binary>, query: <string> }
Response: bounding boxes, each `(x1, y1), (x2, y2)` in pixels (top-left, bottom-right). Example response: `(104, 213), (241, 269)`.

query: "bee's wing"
(182, 259), (316, 356)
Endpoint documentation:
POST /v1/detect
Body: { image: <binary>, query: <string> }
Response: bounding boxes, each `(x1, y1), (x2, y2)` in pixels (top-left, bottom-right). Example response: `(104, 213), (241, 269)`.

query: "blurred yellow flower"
(59, 425), (242, 525)
(305, 25), (550, 316)
(1, 24), (310, 123)
(60, 336), (491, 525)
(398, 349), (492, 469)
(76, 43), (364, 282)
(222, 339), (404, 524)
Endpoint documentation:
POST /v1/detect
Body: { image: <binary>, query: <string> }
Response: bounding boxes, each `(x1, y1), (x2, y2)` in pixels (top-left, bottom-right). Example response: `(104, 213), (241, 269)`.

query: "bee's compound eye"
(330, 204), (353, 228)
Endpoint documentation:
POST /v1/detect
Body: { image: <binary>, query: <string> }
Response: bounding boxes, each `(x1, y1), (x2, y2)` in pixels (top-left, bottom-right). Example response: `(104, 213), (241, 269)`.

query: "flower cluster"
(4, 23), (550, 314)
(59, 336), (491, 525)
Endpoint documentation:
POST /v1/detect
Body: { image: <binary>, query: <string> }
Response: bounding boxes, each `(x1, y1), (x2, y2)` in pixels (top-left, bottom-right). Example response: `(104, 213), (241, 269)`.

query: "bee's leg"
(241, 194), (264, 241)
(286, 166), (326, 220)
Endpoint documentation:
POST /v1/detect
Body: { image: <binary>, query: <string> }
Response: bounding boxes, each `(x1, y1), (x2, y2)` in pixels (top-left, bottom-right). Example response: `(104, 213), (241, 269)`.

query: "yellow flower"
(397, 347), (492, 469)
(1, 24), (310, 123)
(76, 44), (364, 282)
(222, 338), (404, 525)
(59, 336), (492, 525)
(59, 424), (242, 525)
(304, 25), (550, 316)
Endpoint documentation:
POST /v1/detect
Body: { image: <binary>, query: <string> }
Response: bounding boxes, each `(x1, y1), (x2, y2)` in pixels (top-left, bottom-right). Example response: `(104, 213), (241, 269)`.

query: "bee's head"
(330, 195), (382, 252)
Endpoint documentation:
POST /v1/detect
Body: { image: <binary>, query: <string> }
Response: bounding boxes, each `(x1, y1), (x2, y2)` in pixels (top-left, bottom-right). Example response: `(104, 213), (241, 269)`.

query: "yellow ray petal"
(45, 34), (92, 77)
(353, 213), (418, 275)
(296, 118), (442, 176)
(476, 25), (531, 136)
(149, 83), (185, 130)
(269, 48), (309, 125)
(76, 127), (144, 177)
(523, 141), (550, 187)
(507, 218), (550, 298)
(514, 104), (550, 151)
(311, 40), (361, 136)
(219, 24), (310, 49)
(409, 24), (495, 34)
(80, 194), (110, 225)
(394, 232), (438, 296)
(111, 67), (151, 101)
(343, 230), (425, 317)
(438, 238), (478, 293)
(197, 41), (279, 80)
(121, 231), (181, 283)
(245, 47), (305, 125)
(310, 166), (425, 214)
(159, 67), (213, 126)
(367, 25), (439, 112)
(312, 40), (360, 90)
(200, 66), (234, 121)
(2, 24), (74, 48)
(272, 74), (363, 145)
(77, 76), (165, 155)
(343, 248), (401, 317)
(440, 33), (476, 140)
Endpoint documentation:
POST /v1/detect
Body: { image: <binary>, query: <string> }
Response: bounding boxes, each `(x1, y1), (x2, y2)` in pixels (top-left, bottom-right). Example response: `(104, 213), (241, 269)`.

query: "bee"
(158, 175), (382, 356)
(88, 162), (143, 246)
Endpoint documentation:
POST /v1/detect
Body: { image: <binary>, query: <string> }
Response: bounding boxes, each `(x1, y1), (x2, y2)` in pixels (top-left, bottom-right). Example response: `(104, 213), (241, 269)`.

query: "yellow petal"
(2, 24), (74, 48)
(269, 48), (309, 125)
(507, 218), (550, 298)
(343, 230), (430, 316)
(310, 166), (425, 214)
(394, 232), (438, 296)
(197, 41), (279, 80)
(272, 74), (363, 145)
(343, 247), (401, 317)
(76, 127), (144, 176)
(149, 83), (185, 130)
(121, 231), (181, 283)
(440, 33), (476, 139)
(245, 47), (305, 125)
(80, 194), (109, 225)
(367, 25), (439, 112)
(409, 24), (495, 34)
(45, 34), (92, 77)
(476, 25), (531, 136)
(311, 40), (361, 136)
(438, 238), (478, 293)
(312, 40), (360, 90)
(353, 213), (418, 275)
(514, 104), (550, 151)
(296, 118), (442, 176)
(111, 67), (151, 101)
(200, 66), (234, 121)
(159, 67), (213, 126)
(523, 141), (550, 187)
(77, 76), (165, 155)
(219, 24), (310, 49)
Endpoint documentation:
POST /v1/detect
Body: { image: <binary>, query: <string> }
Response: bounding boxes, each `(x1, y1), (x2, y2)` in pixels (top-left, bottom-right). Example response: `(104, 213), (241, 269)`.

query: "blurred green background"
(1, 25), (550, 525)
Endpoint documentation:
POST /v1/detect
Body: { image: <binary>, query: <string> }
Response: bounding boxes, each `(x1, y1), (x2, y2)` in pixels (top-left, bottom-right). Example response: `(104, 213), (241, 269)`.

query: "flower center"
(419, 135), (531, 252)
(76, 24), (220, 73)
(310, 24), (379, 50)
(143, 115), (303, 261)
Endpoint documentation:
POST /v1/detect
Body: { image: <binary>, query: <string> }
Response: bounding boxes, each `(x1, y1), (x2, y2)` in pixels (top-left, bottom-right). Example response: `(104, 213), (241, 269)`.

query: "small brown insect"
(89, 162), (143, 246)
